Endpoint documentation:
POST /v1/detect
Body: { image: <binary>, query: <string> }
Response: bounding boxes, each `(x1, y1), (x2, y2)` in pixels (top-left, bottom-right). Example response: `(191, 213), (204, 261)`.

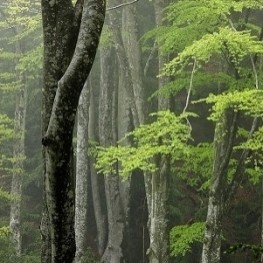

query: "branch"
(144, 41), (157, 76)
(183, 58), (197, 131)
(107, 0), (140, 11)
(224, 117), (259, 210)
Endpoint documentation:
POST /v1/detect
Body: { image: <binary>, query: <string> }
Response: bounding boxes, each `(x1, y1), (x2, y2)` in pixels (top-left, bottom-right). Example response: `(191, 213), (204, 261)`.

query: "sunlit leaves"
(0, 114), (15, 144)
(195, 89), (263, 121)
(170, 222), (205, 257)
(163, 27), (263, 76)
(96, 111), (193, 177)
(0, 227), (11, 238)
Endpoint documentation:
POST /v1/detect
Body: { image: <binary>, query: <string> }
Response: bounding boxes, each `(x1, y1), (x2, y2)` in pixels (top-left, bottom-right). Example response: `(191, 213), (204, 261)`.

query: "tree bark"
(88, 78), (108, 256)
(41, 1), (105, 262)
(201, 110), (238, 263)
(74, 80), (90, 263)
(145, 1), (170, 263)
(10, 78), (27, 260)
(10, 26), (27, 260)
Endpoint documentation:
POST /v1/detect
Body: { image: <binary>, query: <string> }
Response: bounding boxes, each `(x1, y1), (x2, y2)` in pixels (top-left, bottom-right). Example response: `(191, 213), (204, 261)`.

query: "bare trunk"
(99, 45), (126, 263)
(41, 1), (105, 262)
(10, 80), (27, 260)
(74, 80), (90, 263)
(89, 79), (108, 256)
(145, 1), (170, 262)
(10, 27), (27, 259)
(201, 111), (238, 263)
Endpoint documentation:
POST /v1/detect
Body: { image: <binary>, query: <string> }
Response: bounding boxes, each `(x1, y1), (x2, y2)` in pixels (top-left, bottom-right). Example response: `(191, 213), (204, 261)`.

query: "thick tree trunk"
(99, 45), (126, 263)
(41, 1), (105, 262)
(201, 110), (238, 263)
(74, 80), (90, 263)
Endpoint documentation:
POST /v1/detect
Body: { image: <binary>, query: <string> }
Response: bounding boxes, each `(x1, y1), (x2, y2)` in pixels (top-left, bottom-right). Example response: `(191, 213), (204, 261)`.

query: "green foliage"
(0, 114), (15, 143)
(174, 143), (213, 191)
(195, 89), (263, 121)
(162, 27), (263, 76)
(0, 188), (17, 202)
(16, 45), (43, 74)
(225, 243), (263, 262)
(96, 111), (193, 177)
(0, 226), (11, 237)
(170, 222), (205, 257)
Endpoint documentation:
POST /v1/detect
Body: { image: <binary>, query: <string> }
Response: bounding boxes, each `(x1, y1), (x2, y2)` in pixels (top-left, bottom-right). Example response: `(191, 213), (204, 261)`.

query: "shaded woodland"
(0, 1), (263, 263)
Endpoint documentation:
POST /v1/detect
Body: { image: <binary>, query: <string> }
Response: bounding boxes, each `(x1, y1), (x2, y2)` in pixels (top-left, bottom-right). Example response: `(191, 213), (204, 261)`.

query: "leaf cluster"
(96, 111), (193, 177)
(170, 222), (205, 257)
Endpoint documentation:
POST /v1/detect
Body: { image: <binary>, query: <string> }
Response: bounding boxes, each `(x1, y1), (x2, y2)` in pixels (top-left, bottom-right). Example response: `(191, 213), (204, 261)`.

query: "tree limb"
(107, 0), (140, 11)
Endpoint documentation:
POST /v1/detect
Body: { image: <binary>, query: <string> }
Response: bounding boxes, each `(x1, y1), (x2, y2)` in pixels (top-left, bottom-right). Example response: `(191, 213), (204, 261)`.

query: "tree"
(144, 0), (263, 262)
(40, 0), (105, 262)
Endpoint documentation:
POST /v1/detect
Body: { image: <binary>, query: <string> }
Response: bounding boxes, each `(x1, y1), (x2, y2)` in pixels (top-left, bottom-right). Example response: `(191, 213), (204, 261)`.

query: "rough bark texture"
(41, 1), (105, 262)
(74, 80), (90, 263)
(201, 110), (238, 263)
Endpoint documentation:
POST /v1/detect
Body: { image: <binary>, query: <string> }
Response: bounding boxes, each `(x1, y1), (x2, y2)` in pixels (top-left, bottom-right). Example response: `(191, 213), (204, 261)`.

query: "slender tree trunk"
(10, 78), (27, 260)
(201, 110), (238, 263)
(74, 80), (90, 263)
(10, 27), (27, 260)
(88, 78), (108, 256)
(145, 1), (170, 262)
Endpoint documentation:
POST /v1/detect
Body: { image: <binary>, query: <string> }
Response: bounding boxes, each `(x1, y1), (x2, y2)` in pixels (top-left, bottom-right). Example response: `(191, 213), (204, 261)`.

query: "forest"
(1, 0), (263, 263)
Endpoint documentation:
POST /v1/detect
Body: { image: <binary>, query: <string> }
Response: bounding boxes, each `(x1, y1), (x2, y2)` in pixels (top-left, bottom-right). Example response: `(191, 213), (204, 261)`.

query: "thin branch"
(107, 0), (140, 11)
(144, 41), (157, 76)
(183, 58), (196, 113)
(250, 54), (259, 89)
(183, 58), (196, 131)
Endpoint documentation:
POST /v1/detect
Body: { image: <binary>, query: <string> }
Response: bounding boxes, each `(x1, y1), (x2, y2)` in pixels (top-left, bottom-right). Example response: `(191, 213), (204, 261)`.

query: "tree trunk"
(74, 80), (90, 263)
(201, 110), (238, 263)
(10, 78), (27, 260)
(41, 1), (105, 262)
(145, 1), (170, 262)
(99, 44), (126, 263)
(88, 78), (108, 256)
(10, 26), (27, 260)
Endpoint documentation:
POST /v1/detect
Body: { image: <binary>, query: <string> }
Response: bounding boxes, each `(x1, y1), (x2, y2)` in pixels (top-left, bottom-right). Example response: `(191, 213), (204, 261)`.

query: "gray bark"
(10, 26), (27, 260)
(88, 80), (108, 256)
(201, 110), (238, 263)
(99, 45), (126, 263)
(123, 4), (146, 124)
(145, 1), (170, 263)
(74, 80), (90, 263)
(108, 3), (141, 127)
(10, 79), (27, 260)
(41, 0), (105, 262)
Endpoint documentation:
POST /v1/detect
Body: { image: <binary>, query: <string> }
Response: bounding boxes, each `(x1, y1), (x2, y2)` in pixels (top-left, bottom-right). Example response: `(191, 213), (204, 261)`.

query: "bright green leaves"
(0, 114), (15, 144)
(170, 222), (205, 257)
(174, 143), (213, 191)
(0, 227), (11, 238)
(96, 111), (193, 177)
(163, 27), (263, 76)
(196, 89), (263, 121)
